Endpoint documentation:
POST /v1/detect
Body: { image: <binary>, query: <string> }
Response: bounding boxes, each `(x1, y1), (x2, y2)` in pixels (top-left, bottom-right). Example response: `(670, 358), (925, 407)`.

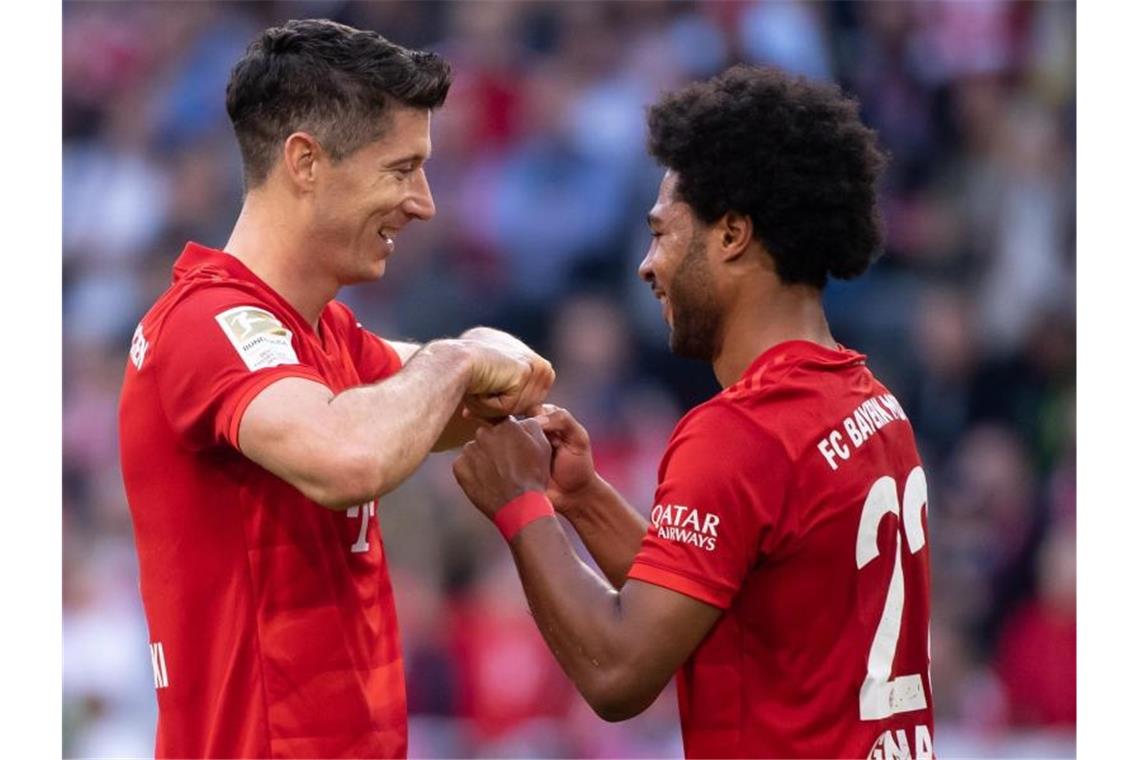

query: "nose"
(405, 168), (436, 221)
(637, 247), (654, 284)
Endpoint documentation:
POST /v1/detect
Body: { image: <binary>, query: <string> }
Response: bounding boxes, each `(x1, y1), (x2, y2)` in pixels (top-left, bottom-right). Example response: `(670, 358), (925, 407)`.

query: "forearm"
(430, 328), (506, 451)
(329, 340), (472, 498)
(507, 517), (644, 719)
(365, 339), (475, 453)
(449, 418), (704, 720)
(556, 476), (648, 588)
(424, 328), (516, 452)
(431, 404), (484, 452)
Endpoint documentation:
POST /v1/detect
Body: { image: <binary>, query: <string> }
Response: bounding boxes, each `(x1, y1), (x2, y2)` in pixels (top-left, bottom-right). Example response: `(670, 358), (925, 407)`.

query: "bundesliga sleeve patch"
(214, 306), (300, 371)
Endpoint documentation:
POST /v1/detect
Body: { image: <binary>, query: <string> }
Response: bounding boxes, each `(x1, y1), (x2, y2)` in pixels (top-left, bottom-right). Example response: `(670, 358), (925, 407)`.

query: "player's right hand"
(526, 403), (599, 515)
(462, 339), (554, 417)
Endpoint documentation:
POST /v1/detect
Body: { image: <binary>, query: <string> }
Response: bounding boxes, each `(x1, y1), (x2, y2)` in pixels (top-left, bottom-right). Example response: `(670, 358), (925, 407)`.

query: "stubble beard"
(667, 234), (723, 362)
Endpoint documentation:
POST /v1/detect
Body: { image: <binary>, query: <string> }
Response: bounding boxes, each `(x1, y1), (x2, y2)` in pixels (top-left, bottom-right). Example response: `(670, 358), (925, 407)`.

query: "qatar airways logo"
(650, 503), (720, 552)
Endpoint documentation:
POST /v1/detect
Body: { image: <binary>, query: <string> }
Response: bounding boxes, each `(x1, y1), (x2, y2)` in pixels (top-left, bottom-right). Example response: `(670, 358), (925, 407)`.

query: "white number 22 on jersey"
(856, 466), (929, 721)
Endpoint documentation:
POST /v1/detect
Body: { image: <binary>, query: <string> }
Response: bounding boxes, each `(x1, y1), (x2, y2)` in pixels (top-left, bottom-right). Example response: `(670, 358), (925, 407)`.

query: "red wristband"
(493, 491), (555, 542)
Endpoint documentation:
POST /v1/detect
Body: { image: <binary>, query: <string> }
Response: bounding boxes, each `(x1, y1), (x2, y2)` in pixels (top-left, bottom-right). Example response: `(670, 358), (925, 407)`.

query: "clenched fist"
(526, 404), (600, 515)
(452, 417), (552, 518)
(460, 327), (555, 418)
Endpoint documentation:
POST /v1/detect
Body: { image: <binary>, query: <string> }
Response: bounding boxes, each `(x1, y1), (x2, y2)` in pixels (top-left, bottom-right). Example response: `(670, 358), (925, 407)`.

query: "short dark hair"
(225, 19), (452, 188)
(647, 65), (887, 289)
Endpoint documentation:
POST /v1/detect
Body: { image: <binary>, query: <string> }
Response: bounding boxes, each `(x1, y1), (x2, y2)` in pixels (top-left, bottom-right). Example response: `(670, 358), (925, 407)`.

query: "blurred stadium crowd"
(62, 1), (1075, 757)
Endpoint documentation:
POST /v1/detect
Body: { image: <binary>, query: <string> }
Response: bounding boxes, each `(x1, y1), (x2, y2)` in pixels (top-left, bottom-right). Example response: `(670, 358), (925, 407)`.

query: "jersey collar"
(171, 241), (326, 341)
(172, 241), (252, 282)
(732, 339), (867, 391)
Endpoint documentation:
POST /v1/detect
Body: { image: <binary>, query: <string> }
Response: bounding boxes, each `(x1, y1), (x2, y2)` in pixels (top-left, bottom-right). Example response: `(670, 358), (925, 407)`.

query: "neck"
(223, 193), (337, 329)
(711, 280), (836, 388)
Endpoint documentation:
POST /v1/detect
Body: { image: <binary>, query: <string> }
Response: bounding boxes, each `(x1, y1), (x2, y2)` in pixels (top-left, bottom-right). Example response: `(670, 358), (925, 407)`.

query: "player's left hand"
(452, 417), (552, 518)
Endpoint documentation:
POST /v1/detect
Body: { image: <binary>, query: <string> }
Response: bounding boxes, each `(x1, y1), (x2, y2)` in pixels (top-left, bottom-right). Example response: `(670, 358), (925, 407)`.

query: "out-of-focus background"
(62, 1), (1075, 757)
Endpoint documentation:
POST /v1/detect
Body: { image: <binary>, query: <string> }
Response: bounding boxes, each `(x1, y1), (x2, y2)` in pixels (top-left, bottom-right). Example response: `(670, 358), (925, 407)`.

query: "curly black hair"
(647, 65), (887, 289)
(226, 19), (452, 188)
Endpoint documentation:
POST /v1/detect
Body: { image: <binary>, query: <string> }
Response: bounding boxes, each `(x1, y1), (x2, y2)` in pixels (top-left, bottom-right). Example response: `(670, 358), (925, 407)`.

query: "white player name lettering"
(866, 724), (933, 760)
(817, 393), (909, 471)
(130, 324), (149, 370)
(150, 641), (169, 689)
(650, 503), (719, 551)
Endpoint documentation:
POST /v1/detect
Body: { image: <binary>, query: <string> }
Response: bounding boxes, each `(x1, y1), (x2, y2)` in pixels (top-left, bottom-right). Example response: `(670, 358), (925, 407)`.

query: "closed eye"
(385, 160), (421, 179)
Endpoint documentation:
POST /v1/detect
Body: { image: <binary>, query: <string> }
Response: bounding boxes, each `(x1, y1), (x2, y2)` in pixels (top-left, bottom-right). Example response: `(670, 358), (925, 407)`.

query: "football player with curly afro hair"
(452, 65), (935, 759)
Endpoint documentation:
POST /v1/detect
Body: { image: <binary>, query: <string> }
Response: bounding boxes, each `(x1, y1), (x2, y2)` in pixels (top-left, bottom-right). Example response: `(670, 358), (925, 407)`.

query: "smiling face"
(638, 172), (724, 361)
(307, 106), (436, 285)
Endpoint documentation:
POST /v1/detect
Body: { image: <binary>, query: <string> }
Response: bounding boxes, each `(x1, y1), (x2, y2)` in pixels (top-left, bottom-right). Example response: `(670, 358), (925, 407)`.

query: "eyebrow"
(384, 152), (429, 168)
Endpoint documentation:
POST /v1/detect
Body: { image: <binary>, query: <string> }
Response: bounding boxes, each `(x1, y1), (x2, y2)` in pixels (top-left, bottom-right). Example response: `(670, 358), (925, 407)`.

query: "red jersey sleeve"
(326, 301), (404, 383)
(627, 401), (793, 609)
(358, 330), (402, 382)
(153, 288), (326, 451)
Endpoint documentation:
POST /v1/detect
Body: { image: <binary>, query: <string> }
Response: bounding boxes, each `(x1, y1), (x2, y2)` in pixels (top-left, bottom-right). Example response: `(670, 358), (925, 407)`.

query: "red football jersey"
(119, 242), (409, 758)
(628, 340), (935, 759)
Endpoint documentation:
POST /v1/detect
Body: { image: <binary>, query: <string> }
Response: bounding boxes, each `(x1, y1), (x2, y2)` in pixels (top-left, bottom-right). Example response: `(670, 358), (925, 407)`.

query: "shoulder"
(671, 394), (787, 450)
(164, 288), (290, 354)
(138, 279), (298, 374)
(322, 299), (358, 330)
(321, 300), (406, 377)
(721, 358), (875, 461)
(322, 300), (378, 345)
(149, 273), (277, 336)
(670, 397), (751, 441)
(664, 396), (791, 474)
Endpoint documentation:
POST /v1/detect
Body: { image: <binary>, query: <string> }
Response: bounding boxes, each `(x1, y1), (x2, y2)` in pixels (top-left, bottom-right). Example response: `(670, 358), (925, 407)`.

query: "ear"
(714, 211), (753, 263)
(281, 132), (321, 192)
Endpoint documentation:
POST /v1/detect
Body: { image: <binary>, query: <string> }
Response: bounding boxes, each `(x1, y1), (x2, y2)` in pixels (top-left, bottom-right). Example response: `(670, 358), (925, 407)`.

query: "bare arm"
(510, 519), (720, 721)
(386, 340), (421, 365)
(241, 340), (475, 508)
(384, 340), (487, 452)
(240, 335), (551, 509)
(452, 418), (721, 720)
(390, 329), (545, 452)
(557, 478), (646, 589)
